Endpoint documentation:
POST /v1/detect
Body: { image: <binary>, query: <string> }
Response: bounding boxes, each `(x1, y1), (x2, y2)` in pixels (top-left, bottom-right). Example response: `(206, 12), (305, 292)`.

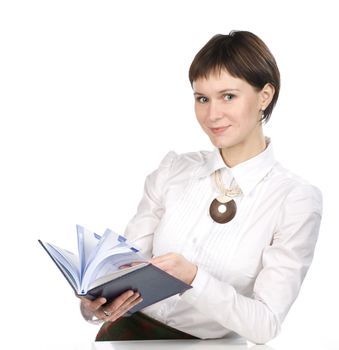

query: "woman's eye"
(197, 96), (208, 104)
(224, 94), (233, 101)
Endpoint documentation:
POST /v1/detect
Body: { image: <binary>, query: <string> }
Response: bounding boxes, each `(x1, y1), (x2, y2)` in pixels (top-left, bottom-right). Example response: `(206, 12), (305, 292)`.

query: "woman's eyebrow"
(193, 88), (240, 96)
(218, 89), (240, 93)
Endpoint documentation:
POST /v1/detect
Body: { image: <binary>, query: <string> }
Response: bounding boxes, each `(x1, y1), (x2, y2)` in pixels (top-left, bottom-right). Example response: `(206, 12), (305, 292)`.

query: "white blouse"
(124, 139), (322, 344)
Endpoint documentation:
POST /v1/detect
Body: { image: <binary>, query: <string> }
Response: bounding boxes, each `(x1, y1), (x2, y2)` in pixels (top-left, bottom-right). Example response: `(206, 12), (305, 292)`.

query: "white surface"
(93, 339), (256, 350)
(27, 339), (339, 350)
(0, 0), (338, 349)
(91, 339), (337, 350)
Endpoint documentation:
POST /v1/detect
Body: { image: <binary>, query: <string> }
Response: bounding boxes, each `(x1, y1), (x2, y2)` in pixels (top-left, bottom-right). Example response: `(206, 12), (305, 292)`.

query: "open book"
(38, 225), (191, 313)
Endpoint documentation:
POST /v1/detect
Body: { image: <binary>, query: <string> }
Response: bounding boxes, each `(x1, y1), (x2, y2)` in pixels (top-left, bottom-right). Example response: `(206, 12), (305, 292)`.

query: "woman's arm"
(124, 151), (177, 257)
(179, 183), (322, 344)
(79, 151), (177, 323)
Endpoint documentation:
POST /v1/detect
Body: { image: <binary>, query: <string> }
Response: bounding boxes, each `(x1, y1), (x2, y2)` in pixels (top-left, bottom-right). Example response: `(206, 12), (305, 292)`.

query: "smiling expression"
(193, 69), (269, 151)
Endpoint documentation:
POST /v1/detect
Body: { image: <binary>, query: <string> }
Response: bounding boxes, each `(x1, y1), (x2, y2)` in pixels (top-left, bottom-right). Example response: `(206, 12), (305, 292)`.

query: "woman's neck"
(220, 132), (267, 168)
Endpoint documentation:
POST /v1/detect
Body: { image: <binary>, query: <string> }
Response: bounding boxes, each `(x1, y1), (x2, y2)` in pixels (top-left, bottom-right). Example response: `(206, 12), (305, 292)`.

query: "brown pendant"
(209, 197), (237, 224)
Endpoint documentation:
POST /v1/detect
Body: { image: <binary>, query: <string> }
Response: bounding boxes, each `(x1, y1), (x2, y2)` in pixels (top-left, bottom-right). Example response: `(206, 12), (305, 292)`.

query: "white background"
(0, 1), (338, 349)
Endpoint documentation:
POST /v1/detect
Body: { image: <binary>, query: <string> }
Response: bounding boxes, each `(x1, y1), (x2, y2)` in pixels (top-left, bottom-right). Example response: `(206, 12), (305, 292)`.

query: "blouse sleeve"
(124, 151), (177, 258)
(180, 183), (322, 344)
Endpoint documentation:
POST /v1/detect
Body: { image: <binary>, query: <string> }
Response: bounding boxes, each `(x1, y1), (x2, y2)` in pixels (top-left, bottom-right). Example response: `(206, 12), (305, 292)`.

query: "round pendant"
(209, 197), (237, 224)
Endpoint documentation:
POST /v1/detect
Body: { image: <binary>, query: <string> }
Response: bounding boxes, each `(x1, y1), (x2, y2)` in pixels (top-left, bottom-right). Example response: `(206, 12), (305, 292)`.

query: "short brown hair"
(189, 30), (280, 123)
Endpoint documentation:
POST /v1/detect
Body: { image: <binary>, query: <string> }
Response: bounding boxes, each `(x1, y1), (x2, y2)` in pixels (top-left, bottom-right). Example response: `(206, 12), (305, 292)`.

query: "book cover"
(38, 225), (192, 312)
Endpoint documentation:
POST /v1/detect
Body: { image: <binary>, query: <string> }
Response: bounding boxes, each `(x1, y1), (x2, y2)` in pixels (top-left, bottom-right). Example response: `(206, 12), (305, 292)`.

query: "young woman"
(80, 30), (322, 344)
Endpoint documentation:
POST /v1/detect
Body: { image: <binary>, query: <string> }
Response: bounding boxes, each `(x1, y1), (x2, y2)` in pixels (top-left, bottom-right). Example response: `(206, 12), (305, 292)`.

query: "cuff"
(180, 267), (210, 304)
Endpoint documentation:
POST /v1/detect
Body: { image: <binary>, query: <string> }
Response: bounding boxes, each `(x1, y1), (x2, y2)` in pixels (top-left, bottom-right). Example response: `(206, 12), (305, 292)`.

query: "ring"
(103, 309), (112, 317)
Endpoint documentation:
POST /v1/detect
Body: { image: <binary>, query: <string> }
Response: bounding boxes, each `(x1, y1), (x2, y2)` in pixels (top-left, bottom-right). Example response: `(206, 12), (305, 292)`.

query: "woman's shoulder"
(273, 162), (319, 188)
(157, 149), (212, 175)
(272, 162), (322, 213)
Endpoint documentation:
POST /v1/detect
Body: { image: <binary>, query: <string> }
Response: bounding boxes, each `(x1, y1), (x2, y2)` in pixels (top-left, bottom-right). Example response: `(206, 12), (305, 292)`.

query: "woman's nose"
(207, 100), (224, 123)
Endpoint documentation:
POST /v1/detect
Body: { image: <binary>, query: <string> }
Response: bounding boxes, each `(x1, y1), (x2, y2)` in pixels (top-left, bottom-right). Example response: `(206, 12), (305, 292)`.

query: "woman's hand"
(79, 290), (143, 322)
(150, 253), (197, 285)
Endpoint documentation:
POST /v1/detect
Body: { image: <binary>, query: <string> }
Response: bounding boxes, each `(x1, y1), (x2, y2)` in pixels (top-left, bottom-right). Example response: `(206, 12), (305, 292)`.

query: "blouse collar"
(194, 137), (277, 196)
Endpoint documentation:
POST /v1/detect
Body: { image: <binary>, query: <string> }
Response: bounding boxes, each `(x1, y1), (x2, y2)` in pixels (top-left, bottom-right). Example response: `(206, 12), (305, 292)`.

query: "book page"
(80, 231), (146, 293)
(87, 262), (148, 291)
(40, 226), (147, 295)
(93, 228), (130, 261)
(81, 246), (146, 293)
(44, 242), (81, 290)
(76, 225), (101, 279)
(91, 250), (146, 280)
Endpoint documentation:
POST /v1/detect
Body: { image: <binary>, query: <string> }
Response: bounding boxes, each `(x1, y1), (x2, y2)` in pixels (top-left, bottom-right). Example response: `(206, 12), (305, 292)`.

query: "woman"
(80, 30), (322, 344)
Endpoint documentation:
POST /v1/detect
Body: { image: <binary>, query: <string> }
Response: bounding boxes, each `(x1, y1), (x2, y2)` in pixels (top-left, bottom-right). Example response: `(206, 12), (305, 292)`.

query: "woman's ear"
(260, 83), (275, 110)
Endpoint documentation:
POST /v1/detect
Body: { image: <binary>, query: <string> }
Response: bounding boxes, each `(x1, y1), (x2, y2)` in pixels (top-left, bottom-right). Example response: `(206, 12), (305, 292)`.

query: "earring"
(260, 109), (265, 120)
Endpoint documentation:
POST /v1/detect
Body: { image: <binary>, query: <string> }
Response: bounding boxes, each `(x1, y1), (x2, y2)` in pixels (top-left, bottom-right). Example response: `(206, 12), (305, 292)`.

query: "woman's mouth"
(210, 126), (230, 134)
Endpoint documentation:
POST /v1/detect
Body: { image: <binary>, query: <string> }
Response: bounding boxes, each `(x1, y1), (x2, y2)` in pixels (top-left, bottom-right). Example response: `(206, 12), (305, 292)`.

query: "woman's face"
(193, 69), (270, 150)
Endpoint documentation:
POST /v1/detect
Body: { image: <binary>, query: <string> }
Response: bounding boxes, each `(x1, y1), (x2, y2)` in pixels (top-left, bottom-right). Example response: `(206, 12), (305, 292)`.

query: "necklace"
(209, 170), (242, 224)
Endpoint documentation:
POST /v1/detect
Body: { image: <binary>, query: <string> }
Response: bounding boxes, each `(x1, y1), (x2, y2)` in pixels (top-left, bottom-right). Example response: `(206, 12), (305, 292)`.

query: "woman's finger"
(100, 293), (143, 321)
(95, 291), (139, 319)
(150, 253), (174, 264)
(111, 293), (143, 318)
(109, 290), (135, 309)
(81, 296), (107, 313)
(119, 261), (145, 269)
